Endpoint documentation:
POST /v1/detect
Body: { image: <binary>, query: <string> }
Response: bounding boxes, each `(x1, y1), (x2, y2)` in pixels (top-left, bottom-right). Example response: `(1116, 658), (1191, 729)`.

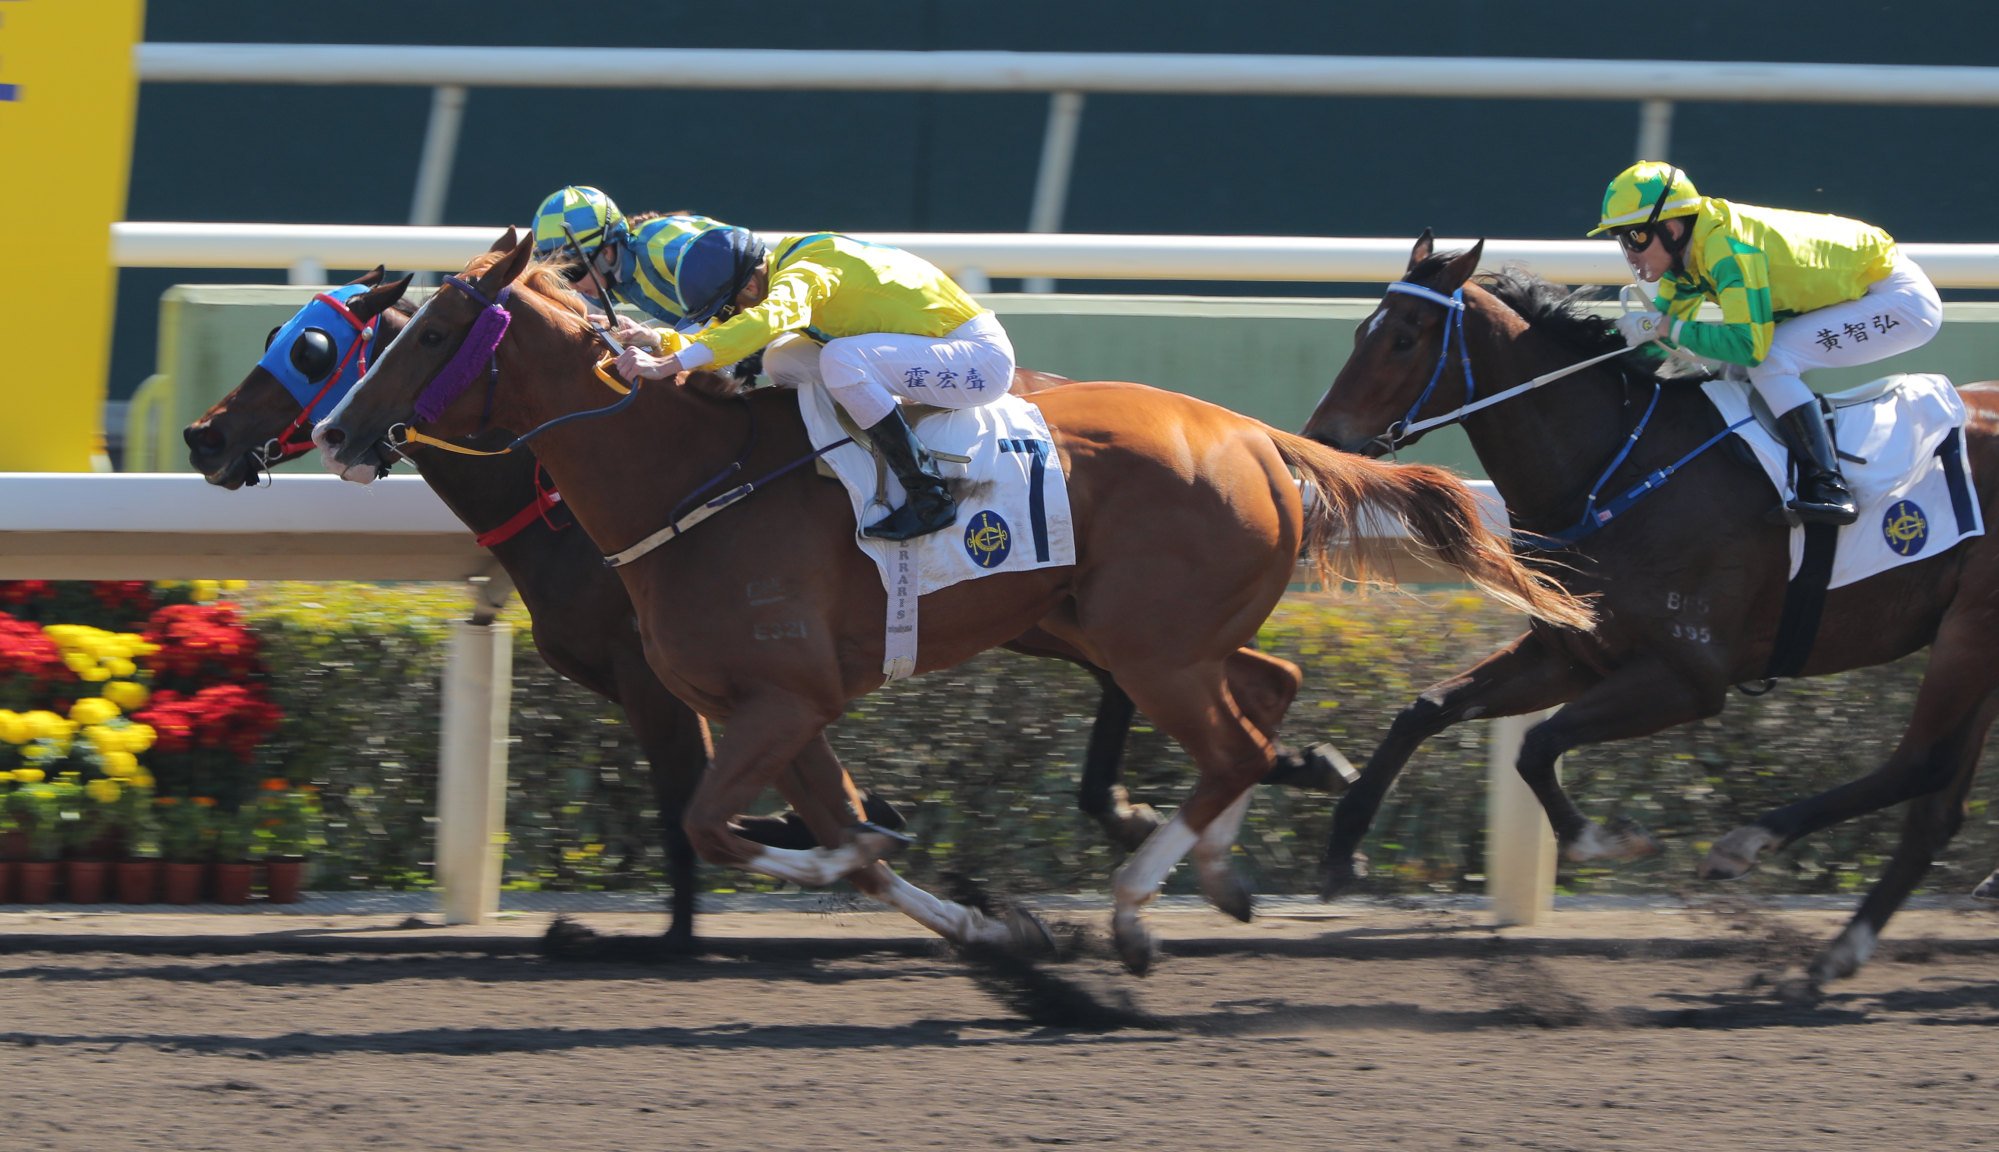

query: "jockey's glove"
(1614, 310), (1670, 348)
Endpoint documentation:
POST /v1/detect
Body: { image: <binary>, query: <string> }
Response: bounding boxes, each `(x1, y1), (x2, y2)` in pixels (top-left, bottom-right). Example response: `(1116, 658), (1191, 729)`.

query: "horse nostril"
(184, 424), (224, 454)
(320, 426), (346, 449)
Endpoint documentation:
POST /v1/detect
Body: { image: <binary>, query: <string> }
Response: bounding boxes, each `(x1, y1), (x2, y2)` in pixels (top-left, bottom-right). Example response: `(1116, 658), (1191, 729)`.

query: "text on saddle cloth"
(797, 385), (1077, 682)
(1701, 373), (1984, 589)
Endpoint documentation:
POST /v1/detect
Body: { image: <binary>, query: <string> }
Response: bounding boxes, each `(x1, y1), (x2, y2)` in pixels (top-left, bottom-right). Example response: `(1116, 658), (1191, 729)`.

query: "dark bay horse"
(1306, 232), (1999, 985)
(314, 233), (1590, 972)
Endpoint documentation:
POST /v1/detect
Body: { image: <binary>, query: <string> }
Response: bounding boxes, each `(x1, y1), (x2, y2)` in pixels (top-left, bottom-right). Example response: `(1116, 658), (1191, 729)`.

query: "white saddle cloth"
(798, 385), (1076, 681)
(1700, 373), (1983, 589)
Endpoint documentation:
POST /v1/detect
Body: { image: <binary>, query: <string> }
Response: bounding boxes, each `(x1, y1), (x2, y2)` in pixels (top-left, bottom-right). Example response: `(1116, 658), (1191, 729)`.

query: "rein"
(1382, 278), (1750, 548)
(386, 273), (851, 564)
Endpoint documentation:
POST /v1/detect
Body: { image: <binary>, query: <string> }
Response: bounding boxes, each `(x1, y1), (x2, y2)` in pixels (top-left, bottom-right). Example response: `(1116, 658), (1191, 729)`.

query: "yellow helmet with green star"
(1588, 162), (1702, 237)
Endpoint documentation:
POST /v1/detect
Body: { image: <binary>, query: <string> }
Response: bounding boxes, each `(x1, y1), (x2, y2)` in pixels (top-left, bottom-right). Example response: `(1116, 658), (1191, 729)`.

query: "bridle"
(1373, 277), (1748, 547)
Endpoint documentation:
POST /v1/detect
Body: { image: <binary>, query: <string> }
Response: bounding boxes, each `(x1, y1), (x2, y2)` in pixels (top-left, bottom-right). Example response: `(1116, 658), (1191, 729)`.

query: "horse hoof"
(1699, 825), (1777, 881)
(1264, 743), (1360, 793)
(1200, 870), (1255, 923)
(1973, 872), (1999, 900)
(846, 822), (914, 863)
(860, 791), (909, 833)
(1319, 852), (1369, 900)
(1113, 803), (1167, 851)
(1007, 908), (1059, 957)
(1565, 817), (1661, 863)
(1112, 915), (1159, 977)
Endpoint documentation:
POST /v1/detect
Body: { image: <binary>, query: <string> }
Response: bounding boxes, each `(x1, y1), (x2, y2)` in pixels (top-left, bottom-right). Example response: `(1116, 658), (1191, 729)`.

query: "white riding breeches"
(1747, 253), (1943, 418)
(759, 312), (1015, 428)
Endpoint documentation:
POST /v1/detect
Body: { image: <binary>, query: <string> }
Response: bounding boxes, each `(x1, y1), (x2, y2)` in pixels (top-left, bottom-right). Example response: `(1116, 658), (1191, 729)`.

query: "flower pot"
(16, 860), (57, 904)
(161, 861), (205, 905)
(64, 859), (109, 904)
(211, 861), (254, 905)
(116, 859), (160, 904)
(263, 857), (306, 904)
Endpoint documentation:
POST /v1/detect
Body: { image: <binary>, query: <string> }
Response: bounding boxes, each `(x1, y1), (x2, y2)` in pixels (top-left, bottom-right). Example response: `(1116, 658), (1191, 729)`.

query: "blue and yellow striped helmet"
(531, 186), (628, 257)
(627, 215), (769, 331)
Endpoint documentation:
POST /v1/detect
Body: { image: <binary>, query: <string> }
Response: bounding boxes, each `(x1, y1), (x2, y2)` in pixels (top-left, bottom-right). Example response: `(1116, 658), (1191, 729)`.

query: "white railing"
(111, 223), (1999, 290)
(0, 473), (1556, 923)
(135, 45), (1999, 266)
(137, 45), (1999, 103)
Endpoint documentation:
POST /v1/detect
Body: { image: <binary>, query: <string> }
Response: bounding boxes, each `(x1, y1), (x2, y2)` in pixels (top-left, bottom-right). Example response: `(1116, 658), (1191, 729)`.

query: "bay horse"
(185, 256), (1329, 949)
(313, 232), (1590, 972)
(1305, 231), (1999, 985)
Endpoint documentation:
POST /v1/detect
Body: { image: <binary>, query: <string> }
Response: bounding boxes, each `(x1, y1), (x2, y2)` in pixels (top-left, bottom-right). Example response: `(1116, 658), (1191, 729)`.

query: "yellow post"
(0, 0), (146, 471)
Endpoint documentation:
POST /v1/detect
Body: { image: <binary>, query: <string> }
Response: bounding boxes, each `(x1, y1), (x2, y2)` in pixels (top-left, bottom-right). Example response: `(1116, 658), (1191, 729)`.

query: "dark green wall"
(118, 0), (1996, 399)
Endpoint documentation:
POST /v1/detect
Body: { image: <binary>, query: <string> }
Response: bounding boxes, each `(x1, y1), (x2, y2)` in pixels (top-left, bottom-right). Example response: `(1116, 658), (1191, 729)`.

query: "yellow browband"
(397, 355), (629, 457)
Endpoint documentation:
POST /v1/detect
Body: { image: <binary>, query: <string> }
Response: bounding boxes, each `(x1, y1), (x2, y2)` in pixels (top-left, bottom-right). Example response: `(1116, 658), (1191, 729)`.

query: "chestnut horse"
(315, 233), (1588, 972)
(1306, 232), (1999, 985)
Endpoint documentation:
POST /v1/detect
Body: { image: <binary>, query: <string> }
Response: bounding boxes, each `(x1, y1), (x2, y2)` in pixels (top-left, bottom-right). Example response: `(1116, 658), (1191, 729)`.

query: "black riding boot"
(1776, 403), (1858, 526)
(861, 408), (958, 540)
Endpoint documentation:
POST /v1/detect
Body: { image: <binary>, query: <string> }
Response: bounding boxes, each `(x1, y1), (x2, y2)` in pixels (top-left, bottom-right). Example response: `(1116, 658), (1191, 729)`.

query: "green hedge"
(240, 584), (1997, 898)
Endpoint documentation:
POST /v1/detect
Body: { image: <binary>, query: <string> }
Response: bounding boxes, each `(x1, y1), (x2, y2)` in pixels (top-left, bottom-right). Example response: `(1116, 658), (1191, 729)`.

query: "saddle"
(818, 401), (974, 514)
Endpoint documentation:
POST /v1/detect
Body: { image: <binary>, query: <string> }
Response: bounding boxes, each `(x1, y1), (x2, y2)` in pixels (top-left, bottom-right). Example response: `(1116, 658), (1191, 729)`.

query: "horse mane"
(1409, 253), (1683, 383)
(476, 249), (751, 400)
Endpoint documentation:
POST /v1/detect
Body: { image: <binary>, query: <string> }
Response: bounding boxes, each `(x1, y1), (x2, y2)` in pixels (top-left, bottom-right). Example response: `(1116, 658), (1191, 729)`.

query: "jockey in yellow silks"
(1594, 162), (1943, 525)
(553, 204), (1012, 543)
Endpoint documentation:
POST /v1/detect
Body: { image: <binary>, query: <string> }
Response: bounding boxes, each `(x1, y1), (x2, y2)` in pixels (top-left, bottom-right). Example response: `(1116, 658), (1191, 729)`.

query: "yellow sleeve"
(690, 259), (842, 367)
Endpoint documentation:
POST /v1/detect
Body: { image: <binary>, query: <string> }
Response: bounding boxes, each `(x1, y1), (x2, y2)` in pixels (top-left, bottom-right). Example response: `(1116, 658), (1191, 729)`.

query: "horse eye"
(289, 328), (339, 381)
(264, 326), (282, 351)
(1391, 333), (1417, 352)
(419, 328), (446, 347)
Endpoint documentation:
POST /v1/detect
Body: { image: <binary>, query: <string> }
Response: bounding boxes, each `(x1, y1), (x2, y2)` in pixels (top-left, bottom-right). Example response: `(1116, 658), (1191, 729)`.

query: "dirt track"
(1, 900), (1995, 1152)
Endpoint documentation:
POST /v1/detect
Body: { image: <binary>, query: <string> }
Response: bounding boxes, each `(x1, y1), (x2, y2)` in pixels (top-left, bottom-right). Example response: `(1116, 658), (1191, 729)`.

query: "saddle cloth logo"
(1882, 499), (1928, 557)
(963, 510), (1012, 568)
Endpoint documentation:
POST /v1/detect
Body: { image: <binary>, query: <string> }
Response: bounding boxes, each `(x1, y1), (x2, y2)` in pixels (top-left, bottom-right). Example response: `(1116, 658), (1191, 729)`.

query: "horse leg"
(1508, 661), (1725, 861)
(1323, 632), (1596, 896)
(1185, 649), (1302, 922)
(618, 670), (712, 952)
(1075, 673), (1161, 851)
(1109, 663), (1275, 975)
(1704, 617), (1999, 878)
(683, 699), (904, 888)
(1809, 697), (1997, 985)
(697, 712), (1026, 950)
(1974, 867), (1999, 900)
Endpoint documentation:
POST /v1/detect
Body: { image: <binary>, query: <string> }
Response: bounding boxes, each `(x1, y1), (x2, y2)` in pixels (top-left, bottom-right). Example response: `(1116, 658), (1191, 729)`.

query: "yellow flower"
(23, 711), (66, 740)
(103, 751), (139, 778)
(20, 744), (49, 762)
(79, 666), (112, 683)
(193, 580), (220, 602)
(0, 771), (12, 784)
(103, 681), (149, 711)
(133, 771), (156, 790)
(63, 651), (97, 675)
(14, 767), (45, 783)
(0, 711), (27, 744)
(85, 778), (121, 805)
(106, 657), (137, 679)
(223, 580), (248, 591)
(70, 697), (121, 726)
(125, 723), (157, 753)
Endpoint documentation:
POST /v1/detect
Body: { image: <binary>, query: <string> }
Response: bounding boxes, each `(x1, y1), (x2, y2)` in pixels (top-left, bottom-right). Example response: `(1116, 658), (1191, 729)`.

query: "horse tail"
(1267, 428), (1595, 631)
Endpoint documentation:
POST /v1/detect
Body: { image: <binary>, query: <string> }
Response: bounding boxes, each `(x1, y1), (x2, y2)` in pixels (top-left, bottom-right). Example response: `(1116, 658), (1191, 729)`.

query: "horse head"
(184, 267), (415, 488)
(316, 228), (593, 482)
(1303, 229), (1485, 456)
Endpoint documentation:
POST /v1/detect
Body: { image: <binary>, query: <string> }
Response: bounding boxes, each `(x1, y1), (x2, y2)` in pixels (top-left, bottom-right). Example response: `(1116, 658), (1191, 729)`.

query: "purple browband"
(414, 279), (513, 423)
